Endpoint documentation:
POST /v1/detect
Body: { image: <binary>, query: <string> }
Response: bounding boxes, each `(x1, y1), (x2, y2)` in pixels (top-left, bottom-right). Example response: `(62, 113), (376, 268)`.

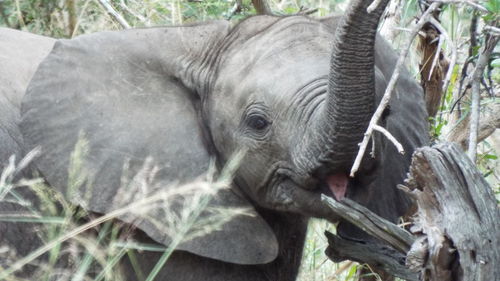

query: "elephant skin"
(0, 6), (428, 281)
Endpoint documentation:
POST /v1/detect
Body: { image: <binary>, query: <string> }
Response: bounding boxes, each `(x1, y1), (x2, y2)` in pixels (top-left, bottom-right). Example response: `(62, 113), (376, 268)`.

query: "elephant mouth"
(263, 173), (355, 223)
(322, 173), (349, 201)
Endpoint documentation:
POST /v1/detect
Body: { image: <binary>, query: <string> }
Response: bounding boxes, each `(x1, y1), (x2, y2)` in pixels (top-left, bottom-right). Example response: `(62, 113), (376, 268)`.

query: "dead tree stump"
(323, 142), (500, 280)
(405, 142), (500, 281)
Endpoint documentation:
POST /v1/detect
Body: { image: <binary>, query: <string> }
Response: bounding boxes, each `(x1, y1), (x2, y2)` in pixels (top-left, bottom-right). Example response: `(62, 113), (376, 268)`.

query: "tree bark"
(251, 0), (273, 15)
(405, 142), (500, 281)
(417, 19), (449, 118)
(323, 143), (500, 280)
(447, 103), (500, 150)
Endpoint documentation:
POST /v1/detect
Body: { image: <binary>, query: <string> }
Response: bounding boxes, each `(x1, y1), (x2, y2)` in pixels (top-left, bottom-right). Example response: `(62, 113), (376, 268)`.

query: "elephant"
(0, 0), (429, 279)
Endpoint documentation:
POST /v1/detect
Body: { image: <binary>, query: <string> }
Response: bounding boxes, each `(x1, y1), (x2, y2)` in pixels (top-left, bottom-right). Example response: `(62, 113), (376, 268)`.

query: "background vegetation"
(0, 0), (498, 280)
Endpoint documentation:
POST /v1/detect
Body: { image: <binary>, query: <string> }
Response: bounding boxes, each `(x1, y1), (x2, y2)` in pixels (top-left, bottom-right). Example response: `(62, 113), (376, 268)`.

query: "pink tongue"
(327, 173), (348, 200)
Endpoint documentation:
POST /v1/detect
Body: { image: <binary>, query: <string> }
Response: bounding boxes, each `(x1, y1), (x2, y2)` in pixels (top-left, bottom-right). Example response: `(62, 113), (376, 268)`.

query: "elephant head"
(18, 0), (427, 267)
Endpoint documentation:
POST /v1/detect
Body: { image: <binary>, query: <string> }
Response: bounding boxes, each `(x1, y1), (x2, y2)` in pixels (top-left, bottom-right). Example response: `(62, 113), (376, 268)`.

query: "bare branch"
(227, 0), (243, 20)
(350, 3), (441, 177)
(367, 0), (383, 13)
(380, 0), (403, 41)
(66, 0), (77, 37)
(447, 102), (500, 149)
(427, 31), (444, 81)
(325, 231), (418, 281)
(484, 25), (500, 36)
(374, 125), (405, 154)
(119, 0), (148, 25)
(451, 13), (478, 122)
(14, 0), (26, 28)
(430, 0), (489, 13)
(96, 0), (131, 29)
(429, 18), (457, 97)
(468, 34), (500, 161)
(321, 195), (415, 253)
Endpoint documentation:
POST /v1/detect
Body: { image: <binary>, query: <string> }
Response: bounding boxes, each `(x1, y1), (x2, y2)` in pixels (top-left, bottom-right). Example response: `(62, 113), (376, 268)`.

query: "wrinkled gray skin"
(0, 0), (428, 279)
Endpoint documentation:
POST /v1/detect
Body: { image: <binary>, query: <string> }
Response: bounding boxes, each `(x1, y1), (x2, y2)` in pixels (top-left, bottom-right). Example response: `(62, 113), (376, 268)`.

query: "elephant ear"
(20, 22), (278, 265)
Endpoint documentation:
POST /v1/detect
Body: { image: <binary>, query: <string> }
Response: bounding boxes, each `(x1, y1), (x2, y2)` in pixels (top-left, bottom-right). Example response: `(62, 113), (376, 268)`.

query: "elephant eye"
(246, 115), (270, 131)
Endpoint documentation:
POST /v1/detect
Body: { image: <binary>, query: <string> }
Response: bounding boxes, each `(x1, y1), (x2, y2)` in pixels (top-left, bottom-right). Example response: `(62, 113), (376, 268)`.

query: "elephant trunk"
(310, 0), (390, 175)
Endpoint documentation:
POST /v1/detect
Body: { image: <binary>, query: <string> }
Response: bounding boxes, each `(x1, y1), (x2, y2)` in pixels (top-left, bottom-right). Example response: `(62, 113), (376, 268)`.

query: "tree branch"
(350, 3), (441, 177)
(447, 102), (500, 149)
(429, 0), (489, 13)
(324, 231), (418, 281)
(96, 0), (130, 29)
(321, 195), (415, 253)
(468, 34), (499, 161)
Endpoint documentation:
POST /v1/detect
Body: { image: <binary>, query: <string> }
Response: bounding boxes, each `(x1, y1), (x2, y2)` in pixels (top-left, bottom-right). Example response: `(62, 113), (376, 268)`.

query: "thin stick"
(429, 17), (457, 96)
(467, 34), (500, 162)
(430, 0), (489, 13)
(96, 0), (131, 29)
(14, 0), (26, 28)
(367, 0), (383, 13)
(350, 3), (441, 177)
(427, 33), (444, 81)
(71, 0), (92, 38)
(374, 125), (405, 154)
(119, 0), (147, 25)
(484, 25), (500, 36)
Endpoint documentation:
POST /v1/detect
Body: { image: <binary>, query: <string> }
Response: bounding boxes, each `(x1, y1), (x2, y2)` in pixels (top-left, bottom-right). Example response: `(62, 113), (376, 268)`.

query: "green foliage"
(484, 0), (500, 21)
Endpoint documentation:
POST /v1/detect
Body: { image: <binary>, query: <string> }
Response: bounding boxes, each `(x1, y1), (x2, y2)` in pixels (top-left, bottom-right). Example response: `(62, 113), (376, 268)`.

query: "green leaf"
(472, 46), (481, 56)
(485, 0), (500, 13)
(484, 154), (498, 160)
(347, 264), (358, 280)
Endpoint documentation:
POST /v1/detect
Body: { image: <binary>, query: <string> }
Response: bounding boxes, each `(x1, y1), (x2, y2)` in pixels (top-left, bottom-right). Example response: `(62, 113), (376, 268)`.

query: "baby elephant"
(0, 0), (427, 279)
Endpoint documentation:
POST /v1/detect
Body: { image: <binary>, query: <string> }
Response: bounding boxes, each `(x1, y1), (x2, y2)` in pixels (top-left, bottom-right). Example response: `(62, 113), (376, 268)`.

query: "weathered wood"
(322, 195), (414, 253)
(251, 0), (273, 15)
(324, 231), (419, 281)
(323, 142), (499, 280)
(418, 20), (449, 118)
(405, 142), (500, 281)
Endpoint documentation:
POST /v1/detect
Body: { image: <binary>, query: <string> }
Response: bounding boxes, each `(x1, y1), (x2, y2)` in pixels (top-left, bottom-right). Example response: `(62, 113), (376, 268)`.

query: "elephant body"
(0, 5), (427, 280)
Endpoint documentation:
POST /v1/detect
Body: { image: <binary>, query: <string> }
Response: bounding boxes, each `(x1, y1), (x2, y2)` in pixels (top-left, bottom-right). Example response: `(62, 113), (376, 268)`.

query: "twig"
(373, 125), (405, 154)
(296, 7), (318, 15)
(427, 31), (444, 81)
(468, 34), (500, 162)
(119, 0), (147, 25)
(452, 13), (478, 120)
(226, 0), (242, 20)
(446, 102), (500, 149)
(429, 0), (489, 13)
(14, 0), (25, 28)
(350, 3), (441, 177)
(484, 25), (500, 36)
(96, 0), (131, 29)
(66, 0), (77, 37)
(71, 0), (92, 38)
(367, 0), (383, 13)
(429, 17), (457, 95)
